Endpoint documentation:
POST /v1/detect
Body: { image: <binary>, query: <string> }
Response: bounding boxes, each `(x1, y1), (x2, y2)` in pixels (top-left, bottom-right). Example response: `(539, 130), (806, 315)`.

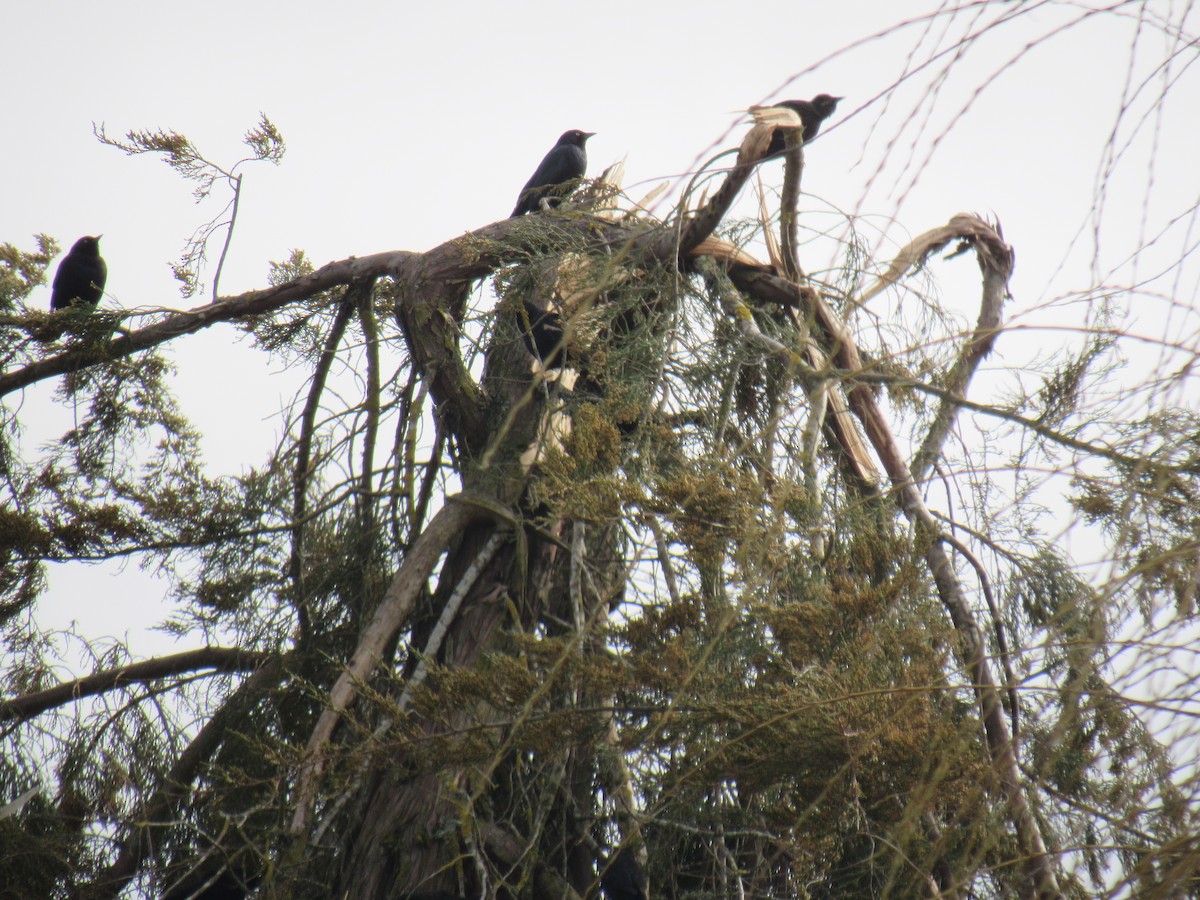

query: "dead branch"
(663, 125), (773, 262)
(0, 250), (407, 398)
(910, 215), (1013, 481)
(779, 128), (806, 282)
(853, 213), (1003, 309)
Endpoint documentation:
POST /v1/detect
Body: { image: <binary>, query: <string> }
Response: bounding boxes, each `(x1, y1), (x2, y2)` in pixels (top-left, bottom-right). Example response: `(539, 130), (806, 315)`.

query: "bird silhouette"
(51, 235), (107, 311)
(763, 94), (842, 157)
(42, 235), (107, 341)
(511, 129), (594, 217)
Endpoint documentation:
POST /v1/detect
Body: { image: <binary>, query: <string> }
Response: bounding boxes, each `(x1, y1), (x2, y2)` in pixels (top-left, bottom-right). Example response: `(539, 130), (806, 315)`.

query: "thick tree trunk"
(334, 522), (523, 898)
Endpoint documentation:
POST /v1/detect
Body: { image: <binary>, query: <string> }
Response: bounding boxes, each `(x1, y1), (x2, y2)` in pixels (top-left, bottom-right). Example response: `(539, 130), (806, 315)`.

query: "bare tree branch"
(779, 131), (806, 282)
(0, 646), (271, 724)
(288, 493), (503, 836)
(906, 216), (1014, 482)
(289, 290), (358, 649)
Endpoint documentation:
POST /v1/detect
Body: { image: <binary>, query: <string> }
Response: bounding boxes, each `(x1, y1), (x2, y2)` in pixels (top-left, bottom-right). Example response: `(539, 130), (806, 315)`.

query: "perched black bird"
(518, 298), (568, 369)
(40, 235), (107, 341)
(510, 129), (594, 217)
(764, 94), (843, 157)
(51, 235), (107, 311)
(600, 847), (648, 900)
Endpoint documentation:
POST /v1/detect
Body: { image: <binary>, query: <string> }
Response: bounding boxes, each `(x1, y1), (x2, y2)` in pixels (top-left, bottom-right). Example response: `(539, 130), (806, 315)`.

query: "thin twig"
(941, 528), (1020, 746)
(211, 174), (242, 303)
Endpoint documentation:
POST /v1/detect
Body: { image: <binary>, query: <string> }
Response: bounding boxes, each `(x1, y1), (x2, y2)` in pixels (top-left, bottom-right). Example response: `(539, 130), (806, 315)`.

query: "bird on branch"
(510, 129), (595, 217)
(41, 235), (107, 341)
(763, 94), (842, 157)
(51, 235), (107, 312)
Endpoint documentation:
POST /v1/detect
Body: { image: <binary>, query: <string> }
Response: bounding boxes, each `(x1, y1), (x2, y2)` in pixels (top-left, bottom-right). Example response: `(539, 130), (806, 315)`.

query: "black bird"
(600, 847), (648, 900)
(518, 298), (568, 369)
(511, 129), (595, 217)
(51, 235), (107, 311)
(764, 94), (842, 157)
(40, 235), (107, 341)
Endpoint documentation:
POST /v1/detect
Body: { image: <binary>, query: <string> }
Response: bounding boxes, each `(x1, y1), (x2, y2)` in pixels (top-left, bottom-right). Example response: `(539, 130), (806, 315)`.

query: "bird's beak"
(583, 132), (596, 139)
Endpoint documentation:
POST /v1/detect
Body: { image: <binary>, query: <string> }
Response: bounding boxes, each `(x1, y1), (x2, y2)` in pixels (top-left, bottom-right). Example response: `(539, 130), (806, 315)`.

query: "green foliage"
(0, 234), (57, 311)
(96, 114), (286, 298)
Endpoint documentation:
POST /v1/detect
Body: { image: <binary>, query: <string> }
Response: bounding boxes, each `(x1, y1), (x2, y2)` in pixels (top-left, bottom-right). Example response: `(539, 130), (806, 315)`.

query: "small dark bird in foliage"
(518, 298), (568, 369)
(41, 235), (107, 342)
(51, 235), (107, 312)
(600, 846), (648, 900)
(510, 129), (594, 217)
(764, 94), (842, 157)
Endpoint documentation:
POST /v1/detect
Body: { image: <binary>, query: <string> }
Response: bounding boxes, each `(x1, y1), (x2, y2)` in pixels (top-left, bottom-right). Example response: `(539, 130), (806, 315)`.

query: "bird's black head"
(558, 129), (595, 147)
(71, 235), (103, 256)
(811, 94), (843, 117)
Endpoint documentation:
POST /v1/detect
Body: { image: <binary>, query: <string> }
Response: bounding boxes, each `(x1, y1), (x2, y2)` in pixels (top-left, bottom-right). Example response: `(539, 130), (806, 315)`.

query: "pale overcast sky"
(4, 1), (1199, 661)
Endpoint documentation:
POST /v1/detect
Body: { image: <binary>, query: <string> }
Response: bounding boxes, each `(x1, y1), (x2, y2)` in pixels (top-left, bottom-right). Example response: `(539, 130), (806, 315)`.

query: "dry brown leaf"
(555, 253), (631, 311)
(631, 180), (669, 215)
(756, 171), (784, 270)
(688, 237), (769, 270)
(738, 124), (777, 166)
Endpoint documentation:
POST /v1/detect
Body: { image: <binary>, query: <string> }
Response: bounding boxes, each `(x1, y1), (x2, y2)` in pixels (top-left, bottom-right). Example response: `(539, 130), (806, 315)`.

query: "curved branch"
(288, 493), (500, 836)
(82, 657), (285, 899)
(779, 132), (805, 282)
(0, 646), (271, 724)
(910, 216), (1014, 481)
